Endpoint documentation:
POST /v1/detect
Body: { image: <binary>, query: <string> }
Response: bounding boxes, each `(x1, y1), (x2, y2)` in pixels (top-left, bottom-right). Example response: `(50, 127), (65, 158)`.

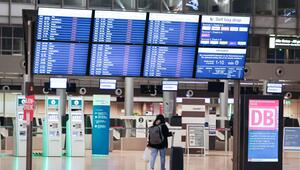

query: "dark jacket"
(148, 123), (172, 149)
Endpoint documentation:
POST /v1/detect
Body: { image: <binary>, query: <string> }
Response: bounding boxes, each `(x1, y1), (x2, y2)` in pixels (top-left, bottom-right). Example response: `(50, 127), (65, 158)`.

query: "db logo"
(249, 108), (277, 130)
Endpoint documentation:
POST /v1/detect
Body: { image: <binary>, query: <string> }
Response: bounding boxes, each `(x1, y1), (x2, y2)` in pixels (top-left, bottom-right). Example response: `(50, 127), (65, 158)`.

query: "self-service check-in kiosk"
(13, 95), (27, 156)
(66, 96), (85, 156)
(43, 96), (62, 157)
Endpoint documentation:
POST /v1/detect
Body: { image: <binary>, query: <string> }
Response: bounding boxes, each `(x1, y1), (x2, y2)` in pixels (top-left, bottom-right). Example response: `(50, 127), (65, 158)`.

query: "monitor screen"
(200, 15), (250, 47)
(36, 8), (92, 42)
(34, 8), (91, 75)
(267, 83), (283, 94)
(248, 99), (280, 162)
(93, 11), (146, 44)
(89, 44), (143, 76)
(34, 42), (89, 75)
(143, 46), (196, 78)
(50, 78), (67, 89)
(147, 13), (199, 46)
(195, 48), (247, 79)
(100, 79), (117, 90)
(162, 81), (178, 91)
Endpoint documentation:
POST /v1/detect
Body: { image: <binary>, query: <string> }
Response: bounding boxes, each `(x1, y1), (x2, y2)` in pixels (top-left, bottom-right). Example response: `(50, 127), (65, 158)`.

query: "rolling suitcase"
(169, 134), (184, 170)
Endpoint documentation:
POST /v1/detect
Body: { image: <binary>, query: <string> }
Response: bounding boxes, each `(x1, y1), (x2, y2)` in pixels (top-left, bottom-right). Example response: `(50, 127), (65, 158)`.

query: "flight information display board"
(196, 48), (246, 79)
(93, 11), (146, 44)
(89, 44), (143, 76)
(36, 8), (92, 42)
(143, 46), (195, 78)
(147, 13), (199, 46)
(200, 15), (250, 47)
(33, 42), (89, 75)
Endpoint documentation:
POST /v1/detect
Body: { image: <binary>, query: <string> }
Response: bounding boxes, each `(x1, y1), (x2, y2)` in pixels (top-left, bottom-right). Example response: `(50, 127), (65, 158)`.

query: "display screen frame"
(242, 95), (283, 170)
(195, 47), (247, 80)
(32, 7), (93, 76)
(199, 15), (250, 48)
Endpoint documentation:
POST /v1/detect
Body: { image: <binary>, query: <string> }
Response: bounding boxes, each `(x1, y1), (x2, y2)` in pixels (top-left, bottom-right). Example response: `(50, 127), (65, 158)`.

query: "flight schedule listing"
(33, 41), (89, 75)
(36, 8), (92, 42)
(90, 44), (143, 76)
(147, 13), (199, 46)
(196, 48), (246, 79)
(144, 46), (195, 78)
(200, 15), (250, 47)
(93, 11), (146, 44)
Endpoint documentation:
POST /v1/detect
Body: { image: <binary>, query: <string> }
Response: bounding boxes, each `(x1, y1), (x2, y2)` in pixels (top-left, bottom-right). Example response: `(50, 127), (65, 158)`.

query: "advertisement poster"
(92, 95), (110, 155)
(248, 99), (279, 162)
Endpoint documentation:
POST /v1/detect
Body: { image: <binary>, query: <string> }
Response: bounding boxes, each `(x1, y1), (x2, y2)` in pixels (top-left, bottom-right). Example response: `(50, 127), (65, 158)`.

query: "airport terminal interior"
(1, 0), (300, 170)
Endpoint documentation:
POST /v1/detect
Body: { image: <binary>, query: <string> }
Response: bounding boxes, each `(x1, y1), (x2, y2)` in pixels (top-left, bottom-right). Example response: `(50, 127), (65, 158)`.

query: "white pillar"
(56, 89), (66, 116)
(125, 77), (134, 116)
(163, 91), (177, 118)
(220, 80), (229, 128)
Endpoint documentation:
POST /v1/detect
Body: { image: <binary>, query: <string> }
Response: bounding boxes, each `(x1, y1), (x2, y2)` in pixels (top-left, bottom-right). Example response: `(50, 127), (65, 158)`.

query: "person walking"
(148, 115), (172, 170)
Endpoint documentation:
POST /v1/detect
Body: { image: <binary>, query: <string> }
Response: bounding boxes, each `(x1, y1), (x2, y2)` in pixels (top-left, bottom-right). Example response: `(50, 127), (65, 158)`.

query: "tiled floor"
(0, 150), (299, 170)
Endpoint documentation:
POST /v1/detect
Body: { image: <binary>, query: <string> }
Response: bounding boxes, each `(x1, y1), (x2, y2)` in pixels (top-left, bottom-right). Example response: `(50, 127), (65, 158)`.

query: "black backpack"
(149, 125), (164, 145)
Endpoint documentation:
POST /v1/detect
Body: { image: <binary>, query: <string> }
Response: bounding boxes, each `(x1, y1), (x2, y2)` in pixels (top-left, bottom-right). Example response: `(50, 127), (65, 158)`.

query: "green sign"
(71, 99), (82, 109)
(17, 98), (26, 107)
(47, 99), (59, 108)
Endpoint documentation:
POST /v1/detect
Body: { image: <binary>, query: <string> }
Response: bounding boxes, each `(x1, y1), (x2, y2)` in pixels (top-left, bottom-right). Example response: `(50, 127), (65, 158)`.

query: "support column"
(56, 89), (67, 116)
(220, 80), (229, 128)
(263, 80), (268, 95)
(125, 77), (134, 116)
(233, 80), (241, 170)
(163, 91), (176, 118)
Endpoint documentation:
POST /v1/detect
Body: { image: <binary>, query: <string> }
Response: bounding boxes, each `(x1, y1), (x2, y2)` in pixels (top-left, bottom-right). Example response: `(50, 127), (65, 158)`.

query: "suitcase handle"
(171, 132), (175, 147)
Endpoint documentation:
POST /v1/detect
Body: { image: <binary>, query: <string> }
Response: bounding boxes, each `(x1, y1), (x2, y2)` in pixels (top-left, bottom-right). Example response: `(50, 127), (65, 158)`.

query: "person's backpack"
(149, 125), (164, 145)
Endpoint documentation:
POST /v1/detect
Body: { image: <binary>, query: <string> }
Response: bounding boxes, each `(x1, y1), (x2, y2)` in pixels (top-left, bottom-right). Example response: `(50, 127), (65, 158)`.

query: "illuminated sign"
(269, 36), (300, 49)
(248, 99), (279, 162)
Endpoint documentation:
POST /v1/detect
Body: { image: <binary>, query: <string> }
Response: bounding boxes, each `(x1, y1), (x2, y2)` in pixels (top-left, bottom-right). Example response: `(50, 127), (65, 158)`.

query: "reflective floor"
(0, 151), (299, 170)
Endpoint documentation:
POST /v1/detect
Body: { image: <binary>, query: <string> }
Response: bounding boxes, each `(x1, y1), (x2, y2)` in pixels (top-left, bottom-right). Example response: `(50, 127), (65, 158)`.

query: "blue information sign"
(284, 127), (300, 151)
(89, 44), (143, 76)
(200, 15), (250, 47)
(92, 95), (110, 155)
(143, 46), (195, 78)
(36, 8), (92, 42)
(33, 41), (89, 75)
(195, 48), (246, 79)
(93, 11), (146, 44)
(147, 13), (199, 46)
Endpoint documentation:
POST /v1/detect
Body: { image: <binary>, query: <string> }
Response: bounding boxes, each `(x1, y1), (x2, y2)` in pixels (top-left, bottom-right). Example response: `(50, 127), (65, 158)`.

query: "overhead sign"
(269, 36), (300, 49)
(200, 15), (250, 47)
(248, 99), (279, 162)
(196, 48), (246, 79)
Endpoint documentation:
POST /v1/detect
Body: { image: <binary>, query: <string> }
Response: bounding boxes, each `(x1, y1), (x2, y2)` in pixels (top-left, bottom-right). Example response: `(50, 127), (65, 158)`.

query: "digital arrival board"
(89, 44), (143, 76)
(93, 11), (146, 44)
(147, 13), (199, 46)
(33, 41), (89, 75)
(143, 46), (196, 78)
(195, 48), (246, 79)
(200, 15), (250, 47)
(36, 8), (92, 42)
